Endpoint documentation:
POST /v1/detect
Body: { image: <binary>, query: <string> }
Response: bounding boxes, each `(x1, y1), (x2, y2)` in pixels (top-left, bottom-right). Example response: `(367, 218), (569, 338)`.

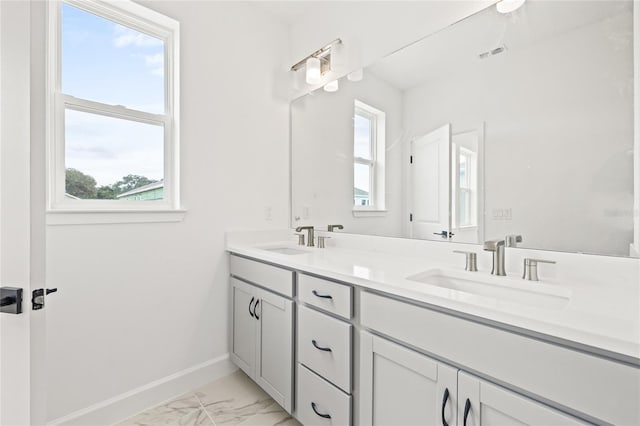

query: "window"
(353, 100), (386, 213)
(452, 144), (478, 229)
(47, 0), (180, 217)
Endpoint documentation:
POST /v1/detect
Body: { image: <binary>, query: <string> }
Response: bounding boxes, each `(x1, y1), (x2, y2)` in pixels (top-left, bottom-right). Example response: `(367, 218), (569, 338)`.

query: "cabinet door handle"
(312, 290), (333, 300)
(441, 388), (450, 426)
(253, 299), (260, 320)
(248, 297), (255, 318)
(311, 402), (331, 419)
(311, 339), (332, 352)
(463, 398), (471, 426)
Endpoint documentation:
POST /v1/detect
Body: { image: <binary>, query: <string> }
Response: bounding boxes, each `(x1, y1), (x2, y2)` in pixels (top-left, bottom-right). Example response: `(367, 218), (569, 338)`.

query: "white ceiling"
(367, 0), (633, 91)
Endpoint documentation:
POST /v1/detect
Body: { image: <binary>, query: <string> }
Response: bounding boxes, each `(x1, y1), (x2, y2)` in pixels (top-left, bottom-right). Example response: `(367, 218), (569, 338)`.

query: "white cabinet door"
(231, 278), (257, 377)
(457, 372), (587, 426)
(360, 331), (458, 426)
(254, 286), (294, 413)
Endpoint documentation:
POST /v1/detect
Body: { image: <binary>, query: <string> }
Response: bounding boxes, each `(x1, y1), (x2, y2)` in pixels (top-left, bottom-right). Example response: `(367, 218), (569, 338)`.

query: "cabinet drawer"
(229, 254), (294, 297)
(298, 273), (352, 319)
(297, 363), (351, 426)
(298, 305), (352, 392)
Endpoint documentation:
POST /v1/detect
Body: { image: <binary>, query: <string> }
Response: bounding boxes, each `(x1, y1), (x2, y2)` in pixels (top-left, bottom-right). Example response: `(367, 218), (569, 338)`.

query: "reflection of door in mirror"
(409, 124), (451, 241)
(451, 125), (484, 244)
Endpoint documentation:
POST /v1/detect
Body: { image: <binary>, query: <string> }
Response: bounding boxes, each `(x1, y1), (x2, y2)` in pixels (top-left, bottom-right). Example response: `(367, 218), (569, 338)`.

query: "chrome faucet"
(483, 239), (506, 276)
(295, 226), (315, 247)
(327, 224), (344, 232)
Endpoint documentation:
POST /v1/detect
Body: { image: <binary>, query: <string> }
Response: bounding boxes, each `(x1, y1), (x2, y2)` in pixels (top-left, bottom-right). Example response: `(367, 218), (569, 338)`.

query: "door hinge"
(410, 155), (413, 164)
(409, 213), (413, 222)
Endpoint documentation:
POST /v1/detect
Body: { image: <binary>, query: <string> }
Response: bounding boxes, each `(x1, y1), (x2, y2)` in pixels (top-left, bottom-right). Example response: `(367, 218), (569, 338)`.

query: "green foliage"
(112, 175), (157, 196)
(65, 169), (157, 200)
(96, 185), (116, 200)
(65, 168), (97, 199)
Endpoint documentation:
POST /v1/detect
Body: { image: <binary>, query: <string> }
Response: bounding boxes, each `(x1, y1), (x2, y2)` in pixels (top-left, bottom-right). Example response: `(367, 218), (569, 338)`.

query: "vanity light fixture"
(496, 0), (526, 14)
(306, 57), (321, 84)
(324, 79), (339, 92)
(291, 38), (343, 86)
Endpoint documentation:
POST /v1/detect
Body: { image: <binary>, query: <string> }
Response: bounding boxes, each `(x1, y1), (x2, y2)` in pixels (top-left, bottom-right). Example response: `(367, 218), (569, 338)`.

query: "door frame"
(0, 1), (47, 424)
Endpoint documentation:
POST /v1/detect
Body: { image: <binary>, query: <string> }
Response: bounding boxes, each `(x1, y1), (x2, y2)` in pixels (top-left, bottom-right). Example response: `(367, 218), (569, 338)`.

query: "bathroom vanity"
(227, 231), (640, 426)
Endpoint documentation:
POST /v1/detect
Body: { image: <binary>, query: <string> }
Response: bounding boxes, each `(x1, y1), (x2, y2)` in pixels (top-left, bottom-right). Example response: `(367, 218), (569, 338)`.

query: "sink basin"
(406, 268), (571, 308)
(261, 247), (309, 255)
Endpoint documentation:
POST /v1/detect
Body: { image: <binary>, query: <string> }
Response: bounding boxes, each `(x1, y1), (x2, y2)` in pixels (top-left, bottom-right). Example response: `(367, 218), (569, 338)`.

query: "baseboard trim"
(48, 354), (237, 426)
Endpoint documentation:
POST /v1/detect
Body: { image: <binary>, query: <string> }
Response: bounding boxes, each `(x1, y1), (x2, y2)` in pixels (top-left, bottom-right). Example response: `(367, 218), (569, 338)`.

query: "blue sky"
(62, 3), (165, 187)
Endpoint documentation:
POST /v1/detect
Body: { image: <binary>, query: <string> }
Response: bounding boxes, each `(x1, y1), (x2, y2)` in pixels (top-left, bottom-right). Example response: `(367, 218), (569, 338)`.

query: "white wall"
(403, 9), (634, 256)
(291, 73), (404, 236)
(45, 1), (290, 422)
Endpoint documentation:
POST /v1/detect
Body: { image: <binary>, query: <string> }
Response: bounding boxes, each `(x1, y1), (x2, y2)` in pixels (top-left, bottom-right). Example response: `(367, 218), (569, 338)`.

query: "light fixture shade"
(347, 68), (363, 82)
(496, 0), (526, 14)
(306, 57), (321, 85)
(324, 79), (339, 92)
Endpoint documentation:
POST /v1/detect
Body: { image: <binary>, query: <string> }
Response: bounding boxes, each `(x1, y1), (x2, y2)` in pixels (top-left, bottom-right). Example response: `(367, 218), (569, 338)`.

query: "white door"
(0, 1), (47, 425)
(457, 372), (586, 426)
(359, 332), (458, 426)
(254, 287), (293, 413)
(410, 124), (452, 240)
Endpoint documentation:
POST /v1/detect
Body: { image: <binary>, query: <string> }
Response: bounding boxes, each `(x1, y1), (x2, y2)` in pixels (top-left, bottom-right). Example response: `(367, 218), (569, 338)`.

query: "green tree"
(65, 168), (97, 199)
(96, 185), (116, 199)
(112, 175), (157, 195)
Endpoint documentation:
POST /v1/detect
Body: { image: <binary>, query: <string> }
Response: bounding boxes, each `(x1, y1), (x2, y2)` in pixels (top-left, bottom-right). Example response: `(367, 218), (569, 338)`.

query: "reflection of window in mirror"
(353, 100), (386, 213)
(452, 142), (477, 230)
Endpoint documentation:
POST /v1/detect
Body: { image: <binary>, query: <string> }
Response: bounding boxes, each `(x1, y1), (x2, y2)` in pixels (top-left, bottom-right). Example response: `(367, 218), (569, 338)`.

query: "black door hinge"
(410, 213), (413, 222)
(410, 155), (413, 164)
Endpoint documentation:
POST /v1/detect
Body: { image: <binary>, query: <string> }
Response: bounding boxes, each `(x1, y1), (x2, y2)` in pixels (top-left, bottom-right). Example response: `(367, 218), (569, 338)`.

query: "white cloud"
(145, 53), (164, 77)
(113, 24), (162, 48)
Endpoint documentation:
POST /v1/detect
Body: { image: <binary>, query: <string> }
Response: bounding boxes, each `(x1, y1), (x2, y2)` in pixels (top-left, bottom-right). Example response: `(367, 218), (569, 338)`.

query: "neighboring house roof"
(116, 180), (164, 198)
(354, 187), (369, 197)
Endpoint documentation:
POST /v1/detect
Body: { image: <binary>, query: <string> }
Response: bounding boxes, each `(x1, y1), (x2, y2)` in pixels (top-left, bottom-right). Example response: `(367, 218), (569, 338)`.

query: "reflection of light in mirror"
(496, 0), (525, 14)
(353, 265), (371, 280)
(324, 79), (339, 92)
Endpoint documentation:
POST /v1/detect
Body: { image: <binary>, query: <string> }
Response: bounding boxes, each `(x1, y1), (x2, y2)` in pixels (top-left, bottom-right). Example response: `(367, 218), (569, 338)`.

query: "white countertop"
(226, 232), (640, 363)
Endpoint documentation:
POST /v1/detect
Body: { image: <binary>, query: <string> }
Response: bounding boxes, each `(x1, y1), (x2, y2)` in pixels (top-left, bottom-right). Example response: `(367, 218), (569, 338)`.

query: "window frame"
(46, 0), (181, 218)
(353, 100), (386, 214)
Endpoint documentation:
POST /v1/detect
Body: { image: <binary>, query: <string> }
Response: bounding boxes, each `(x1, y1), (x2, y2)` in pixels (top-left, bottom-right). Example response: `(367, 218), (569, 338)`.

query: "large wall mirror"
(291, 0), (636, 257)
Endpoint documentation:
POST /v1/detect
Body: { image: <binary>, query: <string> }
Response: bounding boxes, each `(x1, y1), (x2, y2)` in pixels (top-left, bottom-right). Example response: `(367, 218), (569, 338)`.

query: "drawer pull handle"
(312, 340), (332, 352)
(253, 299), (260, 320)
(248, 297), (255, 318)
(312, 290), (333, 300)
(311, 402), (331, 419)
(441, 388), (450, 426)
(463, 398), (471, 426)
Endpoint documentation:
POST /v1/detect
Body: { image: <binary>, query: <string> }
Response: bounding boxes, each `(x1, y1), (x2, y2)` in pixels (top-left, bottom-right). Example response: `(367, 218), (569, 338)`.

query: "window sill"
(46, 209), (187, 225)
(352, 209), (388, 218)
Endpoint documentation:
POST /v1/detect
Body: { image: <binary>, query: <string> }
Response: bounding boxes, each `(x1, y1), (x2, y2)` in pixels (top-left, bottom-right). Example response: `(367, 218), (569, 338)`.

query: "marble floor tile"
(116, 393), (203, 426)
(195, 370), (300, 426)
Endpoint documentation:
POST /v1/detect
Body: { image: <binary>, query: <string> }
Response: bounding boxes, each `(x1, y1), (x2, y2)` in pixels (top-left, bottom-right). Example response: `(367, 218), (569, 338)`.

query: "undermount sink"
(406, 268), (571, 308)
(261, 247), (309, 255)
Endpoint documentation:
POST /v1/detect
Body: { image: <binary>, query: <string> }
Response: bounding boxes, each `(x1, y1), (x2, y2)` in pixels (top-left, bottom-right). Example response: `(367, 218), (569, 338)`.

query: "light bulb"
(496, 0), (526, 14)
(324, 79), (339, 92)
(306, 57), (321, 85)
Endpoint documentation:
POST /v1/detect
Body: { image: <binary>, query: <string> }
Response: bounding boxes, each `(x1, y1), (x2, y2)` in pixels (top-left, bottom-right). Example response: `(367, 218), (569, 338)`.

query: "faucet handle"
(316, 235), (331, 248)
(453, 250), (478, 272)
(505, 235), (523, 247)
(294, 233), (305, 246)
(522, 258), (556, 281)
(327, 224), (343, 232)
